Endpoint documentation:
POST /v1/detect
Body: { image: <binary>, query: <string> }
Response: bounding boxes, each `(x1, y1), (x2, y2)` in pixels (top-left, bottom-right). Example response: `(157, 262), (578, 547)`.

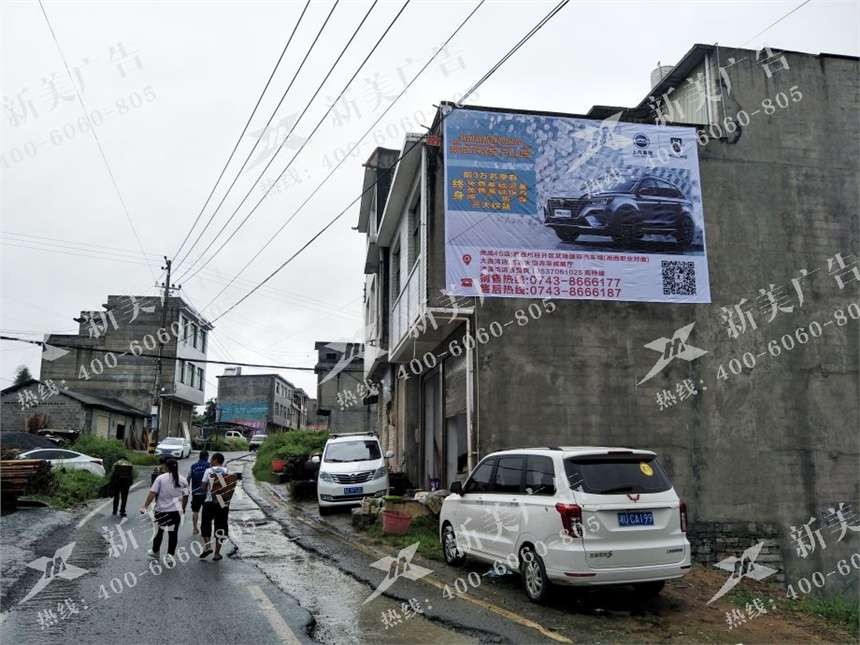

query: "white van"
(439, 446), (691, 602)
(317, 432), (393, 515)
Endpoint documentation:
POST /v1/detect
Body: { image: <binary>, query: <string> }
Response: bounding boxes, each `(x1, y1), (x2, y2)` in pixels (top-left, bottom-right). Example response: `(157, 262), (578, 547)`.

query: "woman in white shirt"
(140, 458), (188, 566)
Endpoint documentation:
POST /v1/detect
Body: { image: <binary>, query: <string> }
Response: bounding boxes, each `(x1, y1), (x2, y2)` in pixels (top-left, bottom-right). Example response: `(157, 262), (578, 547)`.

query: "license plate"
(553, 209), (572, 218)
(344, 486), (364, 495)
(618, 511), (654, 526)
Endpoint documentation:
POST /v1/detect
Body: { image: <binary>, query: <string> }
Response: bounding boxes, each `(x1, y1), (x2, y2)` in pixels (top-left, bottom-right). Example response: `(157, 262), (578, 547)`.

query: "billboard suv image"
(543, 176), (696, 249)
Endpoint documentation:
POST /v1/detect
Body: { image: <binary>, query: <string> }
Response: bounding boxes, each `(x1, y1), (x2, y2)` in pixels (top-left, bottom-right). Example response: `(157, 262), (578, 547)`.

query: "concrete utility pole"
(153, 257), (180, 443)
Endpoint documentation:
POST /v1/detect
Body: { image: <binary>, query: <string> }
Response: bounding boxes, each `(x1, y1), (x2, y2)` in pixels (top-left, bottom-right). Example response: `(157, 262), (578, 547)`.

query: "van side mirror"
(384, 450), (394, 459)
(450, 481), (463, 495)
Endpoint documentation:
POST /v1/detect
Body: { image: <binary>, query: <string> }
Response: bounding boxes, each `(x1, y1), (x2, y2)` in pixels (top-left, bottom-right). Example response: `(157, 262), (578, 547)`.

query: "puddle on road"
(231, 488), (474, 645)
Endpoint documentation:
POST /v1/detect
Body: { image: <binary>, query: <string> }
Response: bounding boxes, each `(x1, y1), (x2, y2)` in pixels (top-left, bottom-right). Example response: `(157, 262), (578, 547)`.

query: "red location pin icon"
(463, 254), (472, 265)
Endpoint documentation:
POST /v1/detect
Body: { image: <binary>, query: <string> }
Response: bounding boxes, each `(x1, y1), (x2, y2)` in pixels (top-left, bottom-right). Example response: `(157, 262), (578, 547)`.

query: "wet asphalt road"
(0, 453), (494, 644)
(1, 453), (682, 645)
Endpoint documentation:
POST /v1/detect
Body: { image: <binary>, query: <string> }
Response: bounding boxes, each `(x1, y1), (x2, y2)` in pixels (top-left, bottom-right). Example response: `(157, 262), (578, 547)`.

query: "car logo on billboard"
(670, 137), (683, 154)
(460, 278), (473, 287)
(633, 133), (650, 149)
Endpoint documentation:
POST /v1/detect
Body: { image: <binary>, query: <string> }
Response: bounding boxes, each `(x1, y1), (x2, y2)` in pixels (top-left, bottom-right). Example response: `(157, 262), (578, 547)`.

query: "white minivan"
(317, 432), (393, 515)
(439, 446), (691, 602)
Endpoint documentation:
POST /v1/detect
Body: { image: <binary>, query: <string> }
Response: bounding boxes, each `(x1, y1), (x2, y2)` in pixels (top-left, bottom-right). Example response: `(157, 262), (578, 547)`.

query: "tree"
(14, 364), (33, 385)
(194, 398), (217, 425)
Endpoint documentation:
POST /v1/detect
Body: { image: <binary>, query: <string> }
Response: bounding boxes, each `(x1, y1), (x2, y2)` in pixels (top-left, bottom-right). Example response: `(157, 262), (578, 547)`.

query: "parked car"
(317, 432), (394, 515)
(16, 448), (106, 477)
(439, 446), (690, 603)
(543, 176), (696, 248)
(249, 434), (266, 452)
(225, 430), (245, 441)
(155, 437), (191, 460)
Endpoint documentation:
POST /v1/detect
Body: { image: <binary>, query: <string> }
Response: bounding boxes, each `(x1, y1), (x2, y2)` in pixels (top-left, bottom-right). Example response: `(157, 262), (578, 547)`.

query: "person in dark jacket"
(110, 456), (134, 516)
(186, 450), (210, 535)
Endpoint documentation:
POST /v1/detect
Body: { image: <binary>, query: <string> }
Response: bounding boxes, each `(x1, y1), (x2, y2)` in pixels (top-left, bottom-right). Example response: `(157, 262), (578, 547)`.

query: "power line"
(173, 0), (344, 278)
(741, 0), (813, 47)
(37, 0), (157, 282)
(1, 335), (316, 372)
(172, 0), (313, 267)
(0, 232), (359, 319)
(197, 0), (479, 312)
(209, 0), (568, 323)
(176, 0), (392, 285)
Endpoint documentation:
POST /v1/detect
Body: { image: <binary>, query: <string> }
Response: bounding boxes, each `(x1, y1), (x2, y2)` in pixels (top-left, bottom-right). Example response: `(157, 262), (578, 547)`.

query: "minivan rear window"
(325, 440), (381, 463)
(564, 456), (671, 495)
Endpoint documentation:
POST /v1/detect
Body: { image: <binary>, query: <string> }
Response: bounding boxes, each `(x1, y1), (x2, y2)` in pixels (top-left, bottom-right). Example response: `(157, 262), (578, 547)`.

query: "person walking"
(139, 458), (188, 566)
(199, 452), (233, 561)
(109, 455), (134, 516)
(187, 450), (210, 535)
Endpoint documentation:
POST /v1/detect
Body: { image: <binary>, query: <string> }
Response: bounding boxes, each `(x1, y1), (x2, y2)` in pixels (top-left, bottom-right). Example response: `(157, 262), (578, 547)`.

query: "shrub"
(253, 431), (328, 483)
(35, 469), (106, 508)
(69, 435), (128, 472)
(227, 438), (249, 451)
(127, 452), (161, 466)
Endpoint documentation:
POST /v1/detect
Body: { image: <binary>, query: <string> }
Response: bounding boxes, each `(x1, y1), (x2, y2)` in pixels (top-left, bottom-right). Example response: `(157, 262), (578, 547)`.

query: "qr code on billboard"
(662, 260), (696, 296)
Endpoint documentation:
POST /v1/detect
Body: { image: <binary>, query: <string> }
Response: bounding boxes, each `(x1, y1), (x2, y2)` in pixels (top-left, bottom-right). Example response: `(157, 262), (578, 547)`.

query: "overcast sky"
(1, 0), (858, 403)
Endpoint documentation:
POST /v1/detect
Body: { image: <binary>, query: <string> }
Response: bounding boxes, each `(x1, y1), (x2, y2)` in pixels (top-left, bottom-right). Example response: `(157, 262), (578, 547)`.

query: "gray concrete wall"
(40, 295), (206, 437)
(1, 388), (86, 432)
(424, 50), (859, 589)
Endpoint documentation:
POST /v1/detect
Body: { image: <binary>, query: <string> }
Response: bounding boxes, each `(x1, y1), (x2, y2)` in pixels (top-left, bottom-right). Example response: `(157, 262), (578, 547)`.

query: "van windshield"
(325, 440), (381, 463)
(564, 456), (671, 495)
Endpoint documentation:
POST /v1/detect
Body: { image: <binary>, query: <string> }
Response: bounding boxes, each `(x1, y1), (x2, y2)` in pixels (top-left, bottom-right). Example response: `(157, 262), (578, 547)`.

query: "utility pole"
(153, 257), (180, 444)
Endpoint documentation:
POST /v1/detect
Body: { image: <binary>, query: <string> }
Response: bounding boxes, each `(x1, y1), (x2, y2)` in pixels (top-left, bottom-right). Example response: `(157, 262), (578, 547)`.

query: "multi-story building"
(216, 370), (306, 433)
(357, 44), (859, 587)
(40, 294), (211, 443)
(314, 341), (376, 434)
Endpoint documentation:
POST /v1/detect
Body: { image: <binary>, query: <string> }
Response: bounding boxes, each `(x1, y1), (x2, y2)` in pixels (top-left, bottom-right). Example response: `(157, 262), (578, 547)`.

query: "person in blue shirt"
(186, 450), (210, 535)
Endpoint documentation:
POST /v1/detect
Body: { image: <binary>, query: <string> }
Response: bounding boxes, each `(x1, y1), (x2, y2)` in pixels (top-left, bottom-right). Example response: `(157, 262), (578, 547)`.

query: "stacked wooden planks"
(0, 459), (55, 507)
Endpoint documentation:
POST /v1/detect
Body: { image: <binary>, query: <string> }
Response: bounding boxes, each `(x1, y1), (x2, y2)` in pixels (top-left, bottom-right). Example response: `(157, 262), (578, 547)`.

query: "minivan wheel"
(318, 505), (333, 517)
(520, 545), (551, 603)
(442, 523), (466, 566)
(633, 580), (665, 597)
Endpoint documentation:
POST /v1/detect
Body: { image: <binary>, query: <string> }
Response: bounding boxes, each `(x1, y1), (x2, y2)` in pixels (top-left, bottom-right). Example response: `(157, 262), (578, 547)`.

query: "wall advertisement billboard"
(219, 401), (268, 433)
(442, 107), (711, 303)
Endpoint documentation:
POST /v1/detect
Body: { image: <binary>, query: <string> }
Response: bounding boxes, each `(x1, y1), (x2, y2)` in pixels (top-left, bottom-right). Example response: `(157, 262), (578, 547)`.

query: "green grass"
(805, 593), (860, 636)
(726, 580), (859, 636)
(364, 513), (443, 562)
(127, 452), (161, 466)
(252, 431), (328, 483)
(228, 438), (249, 451)
(30, 469), (107, 508)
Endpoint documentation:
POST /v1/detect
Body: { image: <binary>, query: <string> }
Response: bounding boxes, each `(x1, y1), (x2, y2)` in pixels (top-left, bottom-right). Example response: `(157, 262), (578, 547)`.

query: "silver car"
(17, 448), (106, 477)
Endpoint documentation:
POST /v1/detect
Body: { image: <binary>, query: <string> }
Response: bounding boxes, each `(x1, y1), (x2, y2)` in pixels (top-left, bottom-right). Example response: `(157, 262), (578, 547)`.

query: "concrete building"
(357, 45), (859, 588)
(216, 370), (308, 434)
(40, 294), (212, 443)
(314, 341), (377, 434)
(1, 379), (149, 445)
